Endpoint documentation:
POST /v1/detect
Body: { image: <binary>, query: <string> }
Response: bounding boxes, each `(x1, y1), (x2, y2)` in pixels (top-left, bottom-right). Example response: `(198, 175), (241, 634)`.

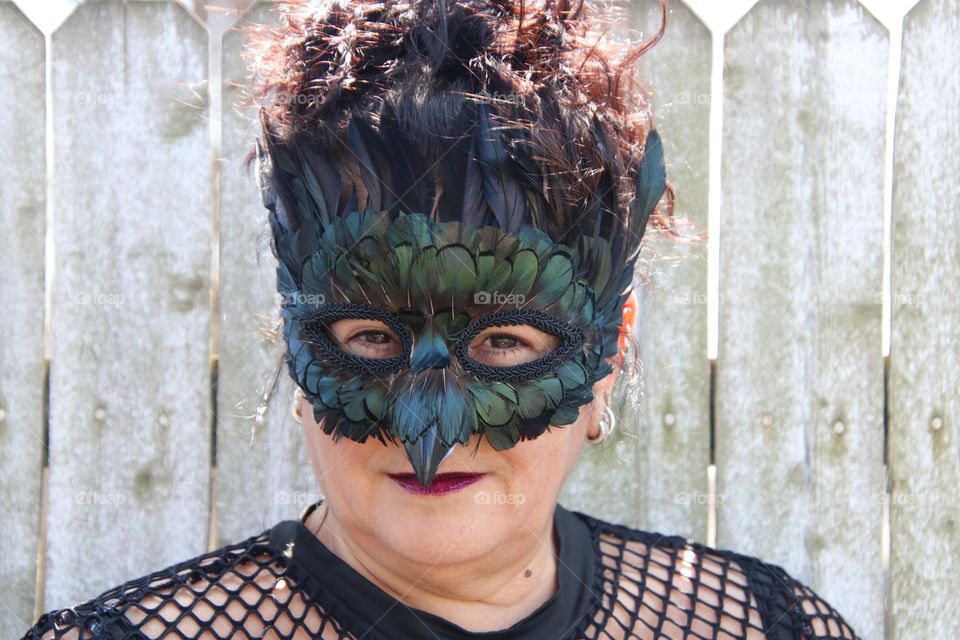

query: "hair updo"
(240, 0), (676, 247)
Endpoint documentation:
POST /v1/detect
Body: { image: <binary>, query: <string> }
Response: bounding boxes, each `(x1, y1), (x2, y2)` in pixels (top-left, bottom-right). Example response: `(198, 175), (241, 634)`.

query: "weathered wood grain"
(215, 0), (321, 546)
(562, 1), (713, 539)
(0, 0), (46, 630)
(717, 2), (887, 637)
(888, 0), (960, 637)
(45, 0), (212, 610)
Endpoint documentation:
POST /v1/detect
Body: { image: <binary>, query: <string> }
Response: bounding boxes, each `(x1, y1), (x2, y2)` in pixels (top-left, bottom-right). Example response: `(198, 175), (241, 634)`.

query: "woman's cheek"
(486, 432), (580, 518)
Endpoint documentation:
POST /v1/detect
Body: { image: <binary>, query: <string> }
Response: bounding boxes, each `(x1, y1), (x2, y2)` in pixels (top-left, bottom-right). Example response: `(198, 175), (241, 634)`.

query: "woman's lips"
(388, 472), (485, 495)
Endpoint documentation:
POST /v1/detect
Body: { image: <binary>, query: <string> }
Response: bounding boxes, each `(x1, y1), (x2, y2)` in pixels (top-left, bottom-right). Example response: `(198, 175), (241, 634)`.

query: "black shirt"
(21, 500), (861, 639)
(268, 501), (600, 639)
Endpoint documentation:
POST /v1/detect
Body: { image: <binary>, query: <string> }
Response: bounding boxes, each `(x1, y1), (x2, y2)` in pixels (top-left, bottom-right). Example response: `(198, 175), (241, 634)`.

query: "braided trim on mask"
(454, 307), (585, 382)
(297, 303), (413, 376)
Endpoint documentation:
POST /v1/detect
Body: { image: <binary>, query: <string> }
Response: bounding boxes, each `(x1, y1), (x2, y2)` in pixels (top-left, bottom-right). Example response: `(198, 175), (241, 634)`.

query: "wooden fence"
(0, 1), (956, 638)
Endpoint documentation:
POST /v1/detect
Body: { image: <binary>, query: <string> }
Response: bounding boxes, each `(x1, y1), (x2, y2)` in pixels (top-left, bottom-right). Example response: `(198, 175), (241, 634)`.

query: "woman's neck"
(304, 503), (560, 632)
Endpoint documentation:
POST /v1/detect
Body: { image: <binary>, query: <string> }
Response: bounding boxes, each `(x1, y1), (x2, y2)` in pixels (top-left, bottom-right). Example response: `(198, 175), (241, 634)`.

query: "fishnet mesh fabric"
(22, 512), (860, 640)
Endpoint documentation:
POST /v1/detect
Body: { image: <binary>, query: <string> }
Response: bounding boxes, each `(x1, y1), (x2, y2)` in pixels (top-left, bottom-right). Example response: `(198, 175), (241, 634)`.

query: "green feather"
(485, 425), (521, 451)
(470, 384), (515, 427)
(410, 246), (439, 301)
(476, 253), (495, 282)
(515, 383), (549, 419)
(555, 359), (588, 389)
(482, 258), (513, 295)
(534, 252), (576, 305)
(363, 387), (387, 421)
(530, 377), (564, 406)
(389, 244), (415, 291)
(550, 404), (581, 426)
(434, 309), (470, 336)
(507, 249), (539, 296)
(436, 245), (478, 300)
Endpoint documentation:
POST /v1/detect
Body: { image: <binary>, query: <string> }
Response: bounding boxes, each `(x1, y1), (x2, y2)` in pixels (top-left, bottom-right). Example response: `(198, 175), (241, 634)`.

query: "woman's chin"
(364, 482), (521, 559)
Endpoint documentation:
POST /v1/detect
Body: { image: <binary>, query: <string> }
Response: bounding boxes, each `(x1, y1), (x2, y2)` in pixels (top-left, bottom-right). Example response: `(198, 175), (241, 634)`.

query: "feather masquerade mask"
(257, 102), (666, 485)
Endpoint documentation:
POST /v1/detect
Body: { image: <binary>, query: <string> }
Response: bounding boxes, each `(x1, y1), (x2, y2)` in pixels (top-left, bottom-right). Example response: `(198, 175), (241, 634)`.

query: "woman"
(23, 0), (861, 638)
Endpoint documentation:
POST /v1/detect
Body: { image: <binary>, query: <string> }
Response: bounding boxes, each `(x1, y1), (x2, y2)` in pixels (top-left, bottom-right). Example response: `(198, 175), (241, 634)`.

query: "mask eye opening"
(298, 302), (413, 376)
(454, 308), (584, 382)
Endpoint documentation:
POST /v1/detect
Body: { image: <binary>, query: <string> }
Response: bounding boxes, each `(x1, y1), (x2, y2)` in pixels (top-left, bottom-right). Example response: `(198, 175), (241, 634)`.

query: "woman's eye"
(467, 327), (560, 367)
(346, 329), (402, 358)
(359, 331), (391, 345)
(328, 319), (403, 359)
(487, 334), (520, 349)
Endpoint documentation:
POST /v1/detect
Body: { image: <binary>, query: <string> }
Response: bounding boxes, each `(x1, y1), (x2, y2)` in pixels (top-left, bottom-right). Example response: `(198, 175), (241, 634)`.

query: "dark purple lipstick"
(388, 472), (485, 495)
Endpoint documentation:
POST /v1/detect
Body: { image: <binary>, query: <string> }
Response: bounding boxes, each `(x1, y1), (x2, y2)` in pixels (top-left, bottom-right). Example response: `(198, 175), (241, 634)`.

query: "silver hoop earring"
(291, 388), (304, 425)
(601, 406), (616, 440)
(607, 406), (617, 436)
(588, 405), (616, 444)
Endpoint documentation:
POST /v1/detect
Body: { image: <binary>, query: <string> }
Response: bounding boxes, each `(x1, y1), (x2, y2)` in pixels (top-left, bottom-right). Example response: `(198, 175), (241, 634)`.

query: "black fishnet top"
(22, 500), (860, 639)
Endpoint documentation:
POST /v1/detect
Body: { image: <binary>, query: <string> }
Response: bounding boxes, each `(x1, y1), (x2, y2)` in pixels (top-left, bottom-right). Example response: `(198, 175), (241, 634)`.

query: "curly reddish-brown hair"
(238, 0), (677, 245)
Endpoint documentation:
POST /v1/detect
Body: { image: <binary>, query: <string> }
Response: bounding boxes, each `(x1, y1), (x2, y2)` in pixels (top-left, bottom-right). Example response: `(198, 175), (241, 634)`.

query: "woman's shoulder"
(20, 525), (288, 640)
(570, 508), (862, 640)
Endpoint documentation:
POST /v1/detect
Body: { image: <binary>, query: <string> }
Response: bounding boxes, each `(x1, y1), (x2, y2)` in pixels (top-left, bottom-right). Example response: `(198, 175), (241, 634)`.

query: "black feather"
(473, 102), (526, 234)
(436, 103), (482, 224)
(347, 115), (398, 214)
(625, 129), (666, 261)
(379, 101), (435, 217)
(293, 141), (340, 229)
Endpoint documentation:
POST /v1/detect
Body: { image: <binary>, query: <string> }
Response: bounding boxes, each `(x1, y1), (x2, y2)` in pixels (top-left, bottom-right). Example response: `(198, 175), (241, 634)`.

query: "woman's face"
(298, 362), (615, 567)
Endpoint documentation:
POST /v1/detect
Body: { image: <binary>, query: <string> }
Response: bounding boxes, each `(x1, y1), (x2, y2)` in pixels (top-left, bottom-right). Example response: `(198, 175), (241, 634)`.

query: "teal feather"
(515, 383), (550, 420)
(555, 359), (588, 389)
(389, 387), (427, 442)
(436, 380), (468, 445)
(315, 375), (339, 410)
(531, 377), (565, 406)
(469, 383), (516, 427)
(362, 387), (386, 421)
(404, 433), (456, 485)
(293, 216), (320, 276)
(294, 145), (334, 225)
(276, 260), (298, 300)
(339, 382), (369, 424)
(379, 102), (434, 217)
(549, 403), (581, 426)
(533, 251), (576, 306)
(409, 325), (451, 372)
(436, 105), (484, 225)
(475, 253), (495, 285)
